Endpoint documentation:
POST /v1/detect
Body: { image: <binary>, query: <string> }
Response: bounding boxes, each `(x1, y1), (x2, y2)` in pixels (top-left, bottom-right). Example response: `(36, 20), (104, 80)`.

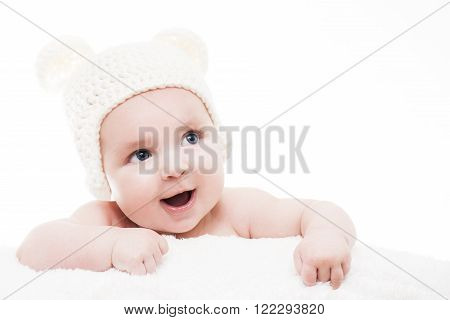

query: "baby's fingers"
(342, 255), (351, 276)
(317, 266), (331, 283)
(128, 261), (147, 276)
(301, 264), (317, 287)
(158, 236), (169, 255)
(293, 246), (303, 275)
(144, 256), (157, 274)
(330, 265), (344, 289)
(153, 247), (163, 265)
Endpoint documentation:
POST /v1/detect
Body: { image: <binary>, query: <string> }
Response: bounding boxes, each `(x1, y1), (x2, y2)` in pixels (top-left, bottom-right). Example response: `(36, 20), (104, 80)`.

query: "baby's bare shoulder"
(215, 187), (279, 238)
(70, 200), (136, 228)
(220, 187), (279, 208)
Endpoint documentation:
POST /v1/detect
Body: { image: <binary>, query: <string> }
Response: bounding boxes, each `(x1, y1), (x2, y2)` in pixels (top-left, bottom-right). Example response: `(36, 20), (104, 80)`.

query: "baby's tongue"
(163, 191), (190, 207)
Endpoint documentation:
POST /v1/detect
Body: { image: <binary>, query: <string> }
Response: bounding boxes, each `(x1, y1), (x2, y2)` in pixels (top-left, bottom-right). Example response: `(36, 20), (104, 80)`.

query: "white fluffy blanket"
(1, 235), (449, 299)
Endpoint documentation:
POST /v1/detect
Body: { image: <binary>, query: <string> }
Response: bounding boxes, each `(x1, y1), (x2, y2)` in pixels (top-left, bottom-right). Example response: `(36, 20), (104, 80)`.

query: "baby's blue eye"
(183, 131), (199, 145)
(132, 149), (151, 162)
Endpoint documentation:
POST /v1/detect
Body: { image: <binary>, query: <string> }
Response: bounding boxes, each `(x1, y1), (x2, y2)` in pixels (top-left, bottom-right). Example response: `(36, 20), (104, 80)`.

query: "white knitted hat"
(35, 29), (227, 201)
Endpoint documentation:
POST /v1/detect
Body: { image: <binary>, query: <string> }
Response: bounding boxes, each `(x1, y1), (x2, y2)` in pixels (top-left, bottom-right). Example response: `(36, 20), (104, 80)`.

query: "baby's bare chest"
(181, 207), (245, 239)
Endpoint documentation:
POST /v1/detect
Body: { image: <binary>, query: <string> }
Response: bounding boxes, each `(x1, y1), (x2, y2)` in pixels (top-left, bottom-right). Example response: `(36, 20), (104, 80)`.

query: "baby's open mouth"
(161, 189), (194, 207)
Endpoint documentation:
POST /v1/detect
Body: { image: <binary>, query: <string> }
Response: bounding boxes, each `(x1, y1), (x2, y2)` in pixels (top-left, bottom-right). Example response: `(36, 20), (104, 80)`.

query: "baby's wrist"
(106, 227), (123, 260)
(108, 226), (124, 248)
(304, 226), (350, 245)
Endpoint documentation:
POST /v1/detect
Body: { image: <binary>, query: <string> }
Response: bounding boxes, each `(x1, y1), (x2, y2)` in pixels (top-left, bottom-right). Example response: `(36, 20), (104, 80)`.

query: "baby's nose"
(160, 149), (190, 180)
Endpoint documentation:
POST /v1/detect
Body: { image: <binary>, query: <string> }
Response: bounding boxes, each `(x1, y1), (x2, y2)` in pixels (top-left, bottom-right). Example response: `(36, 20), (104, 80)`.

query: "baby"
(17, 29), (356, 290)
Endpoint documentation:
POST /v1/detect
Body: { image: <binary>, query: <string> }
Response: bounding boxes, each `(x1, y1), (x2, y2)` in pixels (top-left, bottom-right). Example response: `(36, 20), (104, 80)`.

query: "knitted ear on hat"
(35, 35), (94, 92)
(153, 29), (231, 160)
(153, 28), (208, 76)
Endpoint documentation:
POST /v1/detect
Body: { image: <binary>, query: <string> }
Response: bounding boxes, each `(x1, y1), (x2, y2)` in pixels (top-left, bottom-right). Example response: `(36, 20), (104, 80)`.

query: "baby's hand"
(111, 228), (169, 275)
(293, 230), (351, 289)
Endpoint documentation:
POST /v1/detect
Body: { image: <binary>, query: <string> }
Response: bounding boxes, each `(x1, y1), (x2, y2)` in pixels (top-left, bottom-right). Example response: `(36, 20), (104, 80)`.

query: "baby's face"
(100, 87), (224, 234)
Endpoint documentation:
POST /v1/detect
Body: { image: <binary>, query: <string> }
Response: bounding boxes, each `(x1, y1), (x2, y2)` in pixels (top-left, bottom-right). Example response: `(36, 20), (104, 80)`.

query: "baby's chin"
(132, 214), (202, 235)
(161, 219), (200, 234)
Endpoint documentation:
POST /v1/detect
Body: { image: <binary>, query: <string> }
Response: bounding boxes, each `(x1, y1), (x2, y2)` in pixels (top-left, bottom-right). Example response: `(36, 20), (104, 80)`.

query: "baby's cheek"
(196, 142), (223, 174)
(112, 167), (160, 211)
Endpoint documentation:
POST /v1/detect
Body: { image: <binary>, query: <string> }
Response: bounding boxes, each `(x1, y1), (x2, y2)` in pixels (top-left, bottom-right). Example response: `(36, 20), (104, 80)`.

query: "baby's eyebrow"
(109, 138), (152, 157)
(121, 139), (152, 151)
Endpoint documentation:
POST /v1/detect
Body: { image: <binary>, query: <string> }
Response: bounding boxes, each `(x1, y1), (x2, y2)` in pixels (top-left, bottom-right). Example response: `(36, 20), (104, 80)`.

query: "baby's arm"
(16, 201), (168, 274)
(228, 187), (356, 288)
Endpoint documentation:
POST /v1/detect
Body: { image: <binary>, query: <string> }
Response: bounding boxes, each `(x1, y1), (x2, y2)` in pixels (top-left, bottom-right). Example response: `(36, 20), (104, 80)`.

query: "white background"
(0, 0), (449, 264)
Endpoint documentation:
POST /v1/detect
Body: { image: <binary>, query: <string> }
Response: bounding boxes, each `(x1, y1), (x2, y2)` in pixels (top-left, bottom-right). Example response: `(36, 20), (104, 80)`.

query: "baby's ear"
(35, 35), (94, 93)
(152, 28), (208, 76)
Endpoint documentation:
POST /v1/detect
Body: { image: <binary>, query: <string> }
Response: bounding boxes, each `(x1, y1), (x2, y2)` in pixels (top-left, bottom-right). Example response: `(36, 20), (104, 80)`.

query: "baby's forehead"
(106, 88), (208, 123)
(100, 89), (213, 144)
(107, 101), (207, 129)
